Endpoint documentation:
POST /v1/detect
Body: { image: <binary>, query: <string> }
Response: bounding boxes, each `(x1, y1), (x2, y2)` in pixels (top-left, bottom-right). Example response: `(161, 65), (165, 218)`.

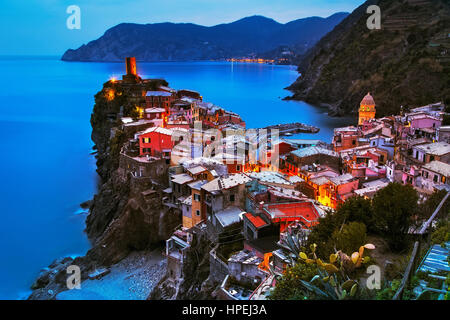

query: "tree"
(332, 222), (367, 255)
(372, 183), (418, 252)
(306, 196), (373, 258)
(431, 221), (449, 247)
(335, 196), (374, 232)
(419, 189), (450, 221)
(306, 211), (340, 258)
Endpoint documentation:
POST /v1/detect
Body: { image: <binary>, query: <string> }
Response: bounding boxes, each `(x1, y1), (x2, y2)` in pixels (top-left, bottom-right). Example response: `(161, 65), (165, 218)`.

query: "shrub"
(372, 183), (418, 252)
(419, 190), (450, 221)
(431, 222), (450, 247)
(268, 261), (320, 300)
(332, 222), (367, 255)
(306, 196), (373, 258)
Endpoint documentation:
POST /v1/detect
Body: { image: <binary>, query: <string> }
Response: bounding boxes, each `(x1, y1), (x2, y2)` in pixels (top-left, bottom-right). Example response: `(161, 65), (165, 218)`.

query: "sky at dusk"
(0, 0), (365, 55)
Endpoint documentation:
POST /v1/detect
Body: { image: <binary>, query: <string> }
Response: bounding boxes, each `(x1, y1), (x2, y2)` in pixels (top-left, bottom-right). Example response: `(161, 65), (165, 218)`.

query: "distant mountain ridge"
(288, 0), (450, 116)
(61, 13), (349, 62)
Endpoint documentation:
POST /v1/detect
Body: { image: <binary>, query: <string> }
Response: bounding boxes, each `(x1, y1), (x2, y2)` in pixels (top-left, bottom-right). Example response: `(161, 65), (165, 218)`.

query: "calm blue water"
(0, 57), (353, 299)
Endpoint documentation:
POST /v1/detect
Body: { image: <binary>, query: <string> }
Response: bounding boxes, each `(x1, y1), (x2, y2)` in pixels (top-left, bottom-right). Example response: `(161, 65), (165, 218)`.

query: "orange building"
(185, 180), (208, 228)
(332, 126), (360, 152)
(358, 93), (376, 126)
(181, 166), (217, 229)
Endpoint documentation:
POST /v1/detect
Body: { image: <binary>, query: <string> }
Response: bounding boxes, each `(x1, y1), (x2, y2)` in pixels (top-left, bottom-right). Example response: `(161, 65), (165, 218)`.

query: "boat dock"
(264, 122), (320, 136)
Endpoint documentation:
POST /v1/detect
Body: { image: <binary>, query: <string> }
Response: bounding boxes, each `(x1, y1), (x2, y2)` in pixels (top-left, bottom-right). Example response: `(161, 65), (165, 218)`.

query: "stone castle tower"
(358, 92), (376, 125)
(122, 57), (141, 84)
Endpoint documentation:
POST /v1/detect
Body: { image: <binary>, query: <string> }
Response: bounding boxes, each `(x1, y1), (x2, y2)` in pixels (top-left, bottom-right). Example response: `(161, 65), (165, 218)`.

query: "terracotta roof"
(263, 202), (320, 228)
(244, 213), (269, 229)
(361, 92), (375, 106)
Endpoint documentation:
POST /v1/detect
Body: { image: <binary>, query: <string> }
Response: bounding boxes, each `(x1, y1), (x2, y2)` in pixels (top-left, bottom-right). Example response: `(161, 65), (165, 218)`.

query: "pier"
(263, 122), (320, 136)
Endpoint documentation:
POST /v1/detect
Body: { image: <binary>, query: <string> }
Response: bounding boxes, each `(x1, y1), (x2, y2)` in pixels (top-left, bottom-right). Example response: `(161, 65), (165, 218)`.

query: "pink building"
(402, 165), (420, 186)
(407, 114), (441, 136)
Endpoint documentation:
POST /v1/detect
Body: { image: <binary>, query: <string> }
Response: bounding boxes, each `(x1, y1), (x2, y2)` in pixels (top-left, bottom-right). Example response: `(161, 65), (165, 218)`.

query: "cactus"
(293, 243), (375, 300)
(278, 223), (309, 265)
(273, 224), (376, 300)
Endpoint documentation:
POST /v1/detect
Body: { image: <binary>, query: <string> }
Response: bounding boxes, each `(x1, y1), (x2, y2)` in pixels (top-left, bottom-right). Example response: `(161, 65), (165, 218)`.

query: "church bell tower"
(358, 92), (376, 126)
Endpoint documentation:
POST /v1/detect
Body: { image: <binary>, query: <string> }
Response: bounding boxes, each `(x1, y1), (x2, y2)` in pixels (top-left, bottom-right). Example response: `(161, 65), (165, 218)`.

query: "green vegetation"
(109, 129), (126, 170)
(268, 260), (320, 300)
(308, 183), (419, 255)
(290, 0), (450, 116)
(376, 277), (419, 300)
(372, 183), (418, 252)
(332, 222), (367, 255)
(306, 196), (373, 258)
(419, 189), (450, 221)
(431, 221), (450, 248)
(270, 183), (437, 300)
(305, 183), (420, 257)
(269, 243), (375, 300)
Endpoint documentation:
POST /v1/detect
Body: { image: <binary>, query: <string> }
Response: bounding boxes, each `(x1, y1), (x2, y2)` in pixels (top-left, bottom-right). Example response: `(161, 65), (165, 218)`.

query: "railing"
(393, 191), (450, 300)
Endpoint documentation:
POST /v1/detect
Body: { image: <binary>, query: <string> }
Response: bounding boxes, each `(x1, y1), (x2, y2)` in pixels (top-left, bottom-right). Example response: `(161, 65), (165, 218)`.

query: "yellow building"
(358, 92), (376, 126)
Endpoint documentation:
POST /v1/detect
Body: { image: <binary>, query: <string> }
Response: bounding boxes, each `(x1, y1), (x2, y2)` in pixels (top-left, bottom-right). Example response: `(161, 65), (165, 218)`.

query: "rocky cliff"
(288, 0), (450, 116)
(28, 78), (182, 299)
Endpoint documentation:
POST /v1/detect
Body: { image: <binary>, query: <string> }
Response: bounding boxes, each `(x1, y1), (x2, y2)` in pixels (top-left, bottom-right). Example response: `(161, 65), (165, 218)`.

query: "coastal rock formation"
(288, 0), (450, 116)
(61, 14), (348, 62)
(28, 256), (94, 300)
(28, 78), (180, 299)
(86, 78), (182, 258)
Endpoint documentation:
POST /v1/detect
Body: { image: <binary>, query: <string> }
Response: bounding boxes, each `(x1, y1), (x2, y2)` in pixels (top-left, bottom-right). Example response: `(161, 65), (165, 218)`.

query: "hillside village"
(96, 58), (449, 300)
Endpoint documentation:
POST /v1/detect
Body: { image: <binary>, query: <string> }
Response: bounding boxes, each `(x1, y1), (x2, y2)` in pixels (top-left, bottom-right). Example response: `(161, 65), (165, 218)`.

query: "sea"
(0, 56), (354, 299)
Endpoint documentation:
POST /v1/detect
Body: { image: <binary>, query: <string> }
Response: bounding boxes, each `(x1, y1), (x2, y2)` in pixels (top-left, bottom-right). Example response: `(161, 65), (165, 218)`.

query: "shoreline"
(25, 59), (351, 300)
(56, 249), (166, 300)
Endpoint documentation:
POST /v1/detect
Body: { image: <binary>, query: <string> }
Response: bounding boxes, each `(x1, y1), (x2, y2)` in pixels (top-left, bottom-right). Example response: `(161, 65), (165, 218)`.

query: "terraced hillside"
(288, 0), (450, 117)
